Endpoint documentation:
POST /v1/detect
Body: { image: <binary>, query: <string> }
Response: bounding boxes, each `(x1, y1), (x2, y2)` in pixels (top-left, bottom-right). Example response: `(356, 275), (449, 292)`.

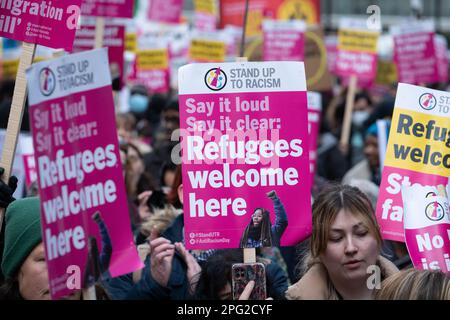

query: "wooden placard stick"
(93, 17), (119, 114)
(235, 56), (256, 264)
(339, 75), (358, 155)
(95, 17), (105, 49)
(0, 42), (37, 230)
(243, 247), (256, 264)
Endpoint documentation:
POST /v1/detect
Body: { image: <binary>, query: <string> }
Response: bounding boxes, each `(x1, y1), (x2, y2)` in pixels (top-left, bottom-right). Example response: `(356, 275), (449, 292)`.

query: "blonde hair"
(311, 184), (382, 258)
(376, 268), (450, 300)
(140, 205), (180, 237)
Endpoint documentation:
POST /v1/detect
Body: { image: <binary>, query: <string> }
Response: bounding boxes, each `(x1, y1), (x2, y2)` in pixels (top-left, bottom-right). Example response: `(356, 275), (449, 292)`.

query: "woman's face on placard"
(252, 210), (263, 226)
(320, 209), (379, 283)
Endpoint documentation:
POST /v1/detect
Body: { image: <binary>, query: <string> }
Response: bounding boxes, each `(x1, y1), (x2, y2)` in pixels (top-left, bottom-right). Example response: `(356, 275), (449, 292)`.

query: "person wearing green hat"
(0, 197), (50, 299)
(0, 197), (56, 299)
(0, 195), (114, 300)
(0, 197), (82, 300)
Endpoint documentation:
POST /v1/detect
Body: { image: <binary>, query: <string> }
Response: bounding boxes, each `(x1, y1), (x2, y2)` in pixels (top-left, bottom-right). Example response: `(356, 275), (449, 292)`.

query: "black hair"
(0, 79), (15, 101)
(130, 84), (149, 96)
(194, 249), (243, 300)
(355, 90), (373, 106)
(146, 190), (167, 211)
(159, 161), (177, 187)
(164, 98), (179, 112)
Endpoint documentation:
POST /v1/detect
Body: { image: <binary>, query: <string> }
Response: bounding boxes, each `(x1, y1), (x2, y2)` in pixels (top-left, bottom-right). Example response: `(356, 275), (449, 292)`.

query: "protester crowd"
(0, 71), (449, 301)
(1, 0), (450, 301)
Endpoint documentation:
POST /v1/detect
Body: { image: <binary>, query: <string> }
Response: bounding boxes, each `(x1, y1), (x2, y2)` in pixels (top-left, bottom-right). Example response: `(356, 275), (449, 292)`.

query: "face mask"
(352, 111), (370, 126)
(129, 94), (149, 113)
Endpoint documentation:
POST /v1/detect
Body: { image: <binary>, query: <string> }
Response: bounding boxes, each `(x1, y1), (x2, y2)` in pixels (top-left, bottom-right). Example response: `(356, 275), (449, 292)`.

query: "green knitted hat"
(1, 197), (42, 279)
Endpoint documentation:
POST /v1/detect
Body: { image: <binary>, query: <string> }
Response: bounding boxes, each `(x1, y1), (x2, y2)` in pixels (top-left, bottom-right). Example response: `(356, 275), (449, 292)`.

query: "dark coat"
(105, 214), (289, 300)
(104, 214), (190, 300)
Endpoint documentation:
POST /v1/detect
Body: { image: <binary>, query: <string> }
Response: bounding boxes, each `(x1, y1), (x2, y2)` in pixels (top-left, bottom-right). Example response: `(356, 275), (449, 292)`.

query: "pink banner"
(22, 154), (37, 188)
(147, 0), (183, 24)
(128, 50), (171, 94)
(336, 50), (378, 80)
(394, 32), (439, 85)
(435, 35), (449, 84)
(26, 49), (143, 299)
(178, 62), (312, 250)
(402, 184), (450, 273)
(405, 224), (450, 272)
(73, 24), (125, 90)
(377, 166), (447, 242)
(325, 36), (338, 74)
(81, 0), (134, 18)
(130, 68), (170, 94)
(375, 83), (450, 242)
(307, 92), (321, 187)
(0, 0), (81, 51)
(262, 21), (305, 62)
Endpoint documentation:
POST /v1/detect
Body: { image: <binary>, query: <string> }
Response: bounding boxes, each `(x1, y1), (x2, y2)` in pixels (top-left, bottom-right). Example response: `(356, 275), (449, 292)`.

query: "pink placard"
(128, 50), (171, 94)
(81, 0), (134, 18)
(263, 22), (305, 62)
(435, 35), (449, 83)
(377, 166), (447, 242)
(402, 184), (450, 273)
(73, 24), (125, 90)
(405, 222), (450, 272)
(307, 92), (321, 187)
(130, 67), (170, 94)
(336, 50), (378, 80)
(178, 62), (312, 250)
(325, 36), (338, 74)
(22, 154), (37, 188)
(26, 49), (143, 299)
(147, 0), (183, 24)
(394, 32), (439, 85)
(0, 0), (81, 51)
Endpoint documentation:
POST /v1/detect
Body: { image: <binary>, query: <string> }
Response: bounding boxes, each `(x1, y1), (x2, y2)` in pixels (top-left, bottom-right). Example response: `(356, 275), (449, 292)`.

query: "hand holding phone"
(231, 263), (267, 300)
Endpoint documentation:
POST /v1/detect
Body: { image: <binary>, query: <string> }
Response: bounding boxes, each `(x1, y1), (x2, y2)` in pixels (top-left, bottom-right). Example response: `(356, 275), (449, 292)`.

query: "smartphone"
(231, 263), (267, 300)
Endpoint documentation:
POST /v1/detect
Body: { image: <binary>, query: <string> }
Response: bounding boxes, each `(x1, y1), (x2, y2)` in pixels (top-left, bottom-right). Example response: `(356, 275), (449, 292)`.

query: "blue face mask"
(129, 94), (149, 113)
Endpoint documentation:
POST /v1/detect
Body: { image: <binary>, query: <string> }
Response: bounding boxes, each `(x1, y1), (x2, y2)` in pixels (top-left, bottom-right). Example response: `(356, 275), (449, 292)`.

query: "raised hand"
(266, 190), (277, 200)
(137, 190), (153, 220)
(149, 229), (175, 287)
(175, 242), (201, 295)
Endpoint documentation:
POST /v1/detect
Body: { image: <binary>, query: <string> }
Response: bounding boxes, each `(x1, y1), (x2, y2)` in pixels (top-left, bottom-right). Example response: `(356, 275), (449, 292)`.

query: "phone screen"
(231, 263), (267, 300)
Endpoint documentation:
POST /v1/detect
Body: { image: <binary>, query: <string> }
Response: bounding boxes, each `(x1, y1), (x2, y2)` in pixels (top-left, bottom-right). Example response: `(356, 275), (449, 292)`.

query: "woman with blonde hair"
(286, 184), (398, 300)
(376, 268), (450, 300)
